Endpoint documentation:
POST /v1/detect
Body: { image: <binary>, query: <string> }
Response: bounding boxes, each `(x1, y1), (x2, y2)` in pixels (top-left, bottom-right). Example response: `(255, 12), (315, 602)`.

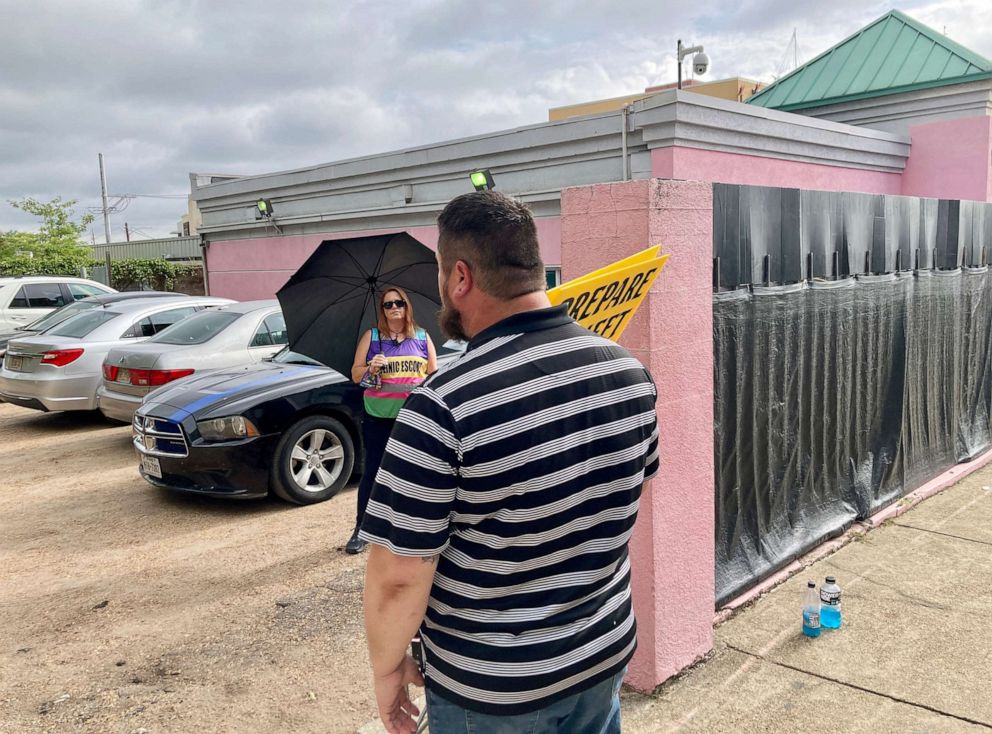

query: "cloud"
(1, 0), (989, 236)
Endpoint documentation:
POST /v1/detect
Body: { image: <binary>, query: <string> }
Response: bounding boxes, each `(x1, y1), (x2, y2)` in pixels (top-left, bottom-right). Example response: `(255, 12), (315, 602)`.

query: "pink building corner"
(560, 179), (715, 691)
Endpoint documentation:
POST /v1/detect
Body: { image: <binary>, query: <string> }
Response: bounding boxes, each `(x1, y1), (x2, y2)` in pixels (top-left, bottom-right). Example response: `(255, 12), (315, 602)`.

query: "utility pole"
(98, 153), (112, 244)
(124, 222), (130, 241)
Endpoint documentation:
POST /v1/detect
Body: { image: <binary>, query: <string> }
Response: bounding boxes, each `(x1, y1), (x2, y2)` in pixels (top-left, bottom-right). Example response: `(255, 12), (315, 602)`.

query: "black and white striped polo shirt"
(360, 305), (659, 715)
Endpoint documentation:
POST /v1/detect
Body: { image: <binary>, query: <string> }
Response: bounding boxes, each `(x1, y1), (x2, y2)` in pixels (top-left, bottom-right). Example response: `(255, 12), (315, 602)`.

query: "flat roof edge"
(194, 92), (909, 206)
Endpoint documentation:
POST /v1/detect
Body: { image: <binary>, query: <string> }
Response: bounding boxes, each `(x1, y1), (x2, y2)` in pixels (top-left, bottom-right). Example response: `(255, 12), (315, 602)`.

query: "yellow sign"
(548, 246), (669, 341)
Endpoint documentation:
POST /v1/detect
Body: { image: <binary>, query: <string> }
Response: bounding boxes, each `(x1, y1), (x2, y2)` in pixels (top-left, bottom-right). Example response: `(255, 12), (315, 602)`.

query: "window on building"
(545, 268), (561, 290)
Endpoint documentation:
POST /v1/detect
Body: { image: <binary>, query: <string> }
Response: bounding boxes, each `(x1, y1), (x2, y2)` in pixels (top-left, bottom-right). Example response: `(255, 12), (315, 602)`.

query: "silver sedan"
(97, 301), (287, 422)
(0, 296), (233, 413)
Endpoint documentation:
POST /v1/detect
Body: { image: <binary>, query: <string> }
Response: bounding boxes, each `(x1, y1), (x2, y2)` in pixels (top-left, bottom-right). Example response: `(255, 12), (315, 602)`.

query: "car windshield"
(149, 310), (240, 345)
(272, 347), (325, 366)
(25, 301), (101, 332)
(45, 310), (120, 338)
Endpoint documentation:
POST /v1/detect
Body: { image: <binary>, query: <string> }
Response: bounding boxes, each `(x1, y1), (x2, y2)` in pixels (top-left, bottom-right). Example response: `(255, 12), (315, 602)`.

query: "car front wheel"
(270, 415), (355, 505)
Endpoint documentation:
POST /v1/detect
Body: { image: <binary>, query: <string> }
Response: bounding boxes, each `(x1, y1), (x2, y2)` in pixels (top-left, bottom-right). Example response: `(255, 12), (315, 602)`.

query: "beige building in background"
(179, 173), (244, 236)
(549, 77), (766, 121)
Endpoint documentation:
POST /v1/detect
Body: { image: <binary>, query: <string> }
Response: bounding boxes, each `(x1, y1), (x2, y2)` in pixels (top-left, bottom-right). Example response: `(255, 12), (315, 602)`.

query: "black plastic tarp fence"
(713, 184), (992, 605)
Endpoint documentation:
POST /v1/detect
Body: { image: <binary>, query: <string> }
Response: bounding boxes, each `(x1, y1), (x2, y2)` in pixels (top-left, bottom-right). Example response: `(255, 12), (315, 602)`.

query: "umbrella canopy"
(277, 232), (443, 376)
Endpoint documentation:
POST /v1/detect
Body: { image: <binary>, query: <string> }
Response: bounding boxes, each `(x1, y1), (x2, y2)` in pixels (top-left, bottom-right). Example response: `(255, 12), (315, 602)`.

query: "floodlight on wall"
(469, 169), (495, 191)
(255, 198), (274, 219)
(254, 197), (282, 233)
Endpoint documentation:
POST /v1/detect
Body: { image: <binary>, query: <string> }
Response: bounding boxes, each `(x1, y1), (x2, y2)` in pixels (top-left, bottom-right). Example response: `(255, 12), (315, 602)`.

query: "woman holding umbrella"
(347, 286), (437, 554)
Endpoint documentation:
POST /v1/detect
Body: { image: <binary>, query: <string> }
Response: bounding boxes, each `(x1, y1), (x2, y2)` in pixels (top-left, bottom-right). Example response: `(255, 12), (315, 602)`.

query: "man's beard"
(438, 287), (469, 342)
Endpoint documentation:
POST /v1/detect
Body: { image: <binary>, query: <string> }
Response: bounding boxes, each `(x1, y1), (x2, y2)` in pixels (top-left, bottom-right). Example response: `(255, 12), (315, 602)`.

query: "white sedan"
(0, 296), (233, 413)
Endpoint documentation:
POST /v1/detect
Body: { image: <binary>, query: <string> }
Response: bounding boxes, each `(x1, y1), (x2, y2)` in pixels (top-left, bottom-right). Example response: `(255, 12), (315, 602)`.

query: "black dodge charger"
(133, 345), (462, 504)
(132, 348), (368, 504)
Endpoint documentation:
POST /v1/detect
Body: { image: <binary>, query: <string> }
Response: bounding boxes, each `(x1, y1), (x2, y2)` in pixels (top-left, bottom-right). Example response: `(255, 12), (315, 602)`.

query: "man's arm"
(364, 544), (438, 734)
(360, 386), (459, 732)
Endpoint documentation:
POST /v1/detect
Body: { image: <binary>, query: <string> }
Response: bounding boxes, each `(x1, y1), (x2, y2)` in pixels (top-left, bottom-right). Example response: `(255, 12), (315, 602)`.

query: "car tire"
(270, 414), (355, 505)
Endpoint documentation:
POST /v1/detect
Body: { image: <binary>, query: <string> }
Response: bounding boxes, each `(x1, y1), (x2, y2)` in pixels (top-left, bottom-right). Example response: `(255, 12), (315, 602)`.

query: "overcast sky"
(2, 0), (990, 240)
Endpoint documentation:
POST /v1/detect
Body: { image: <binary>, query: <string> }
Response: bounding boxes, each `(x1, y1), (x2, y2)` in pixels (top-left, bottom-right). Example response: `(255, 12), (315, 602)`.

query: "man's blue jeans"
(424, 667), (626, 734)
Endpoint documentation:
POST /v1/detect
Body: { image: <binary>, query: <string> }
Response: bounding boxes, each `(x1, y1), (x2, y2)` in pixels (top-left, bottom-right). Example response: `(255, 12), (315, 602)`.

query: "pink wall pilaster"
(900, 116), (992, 202)
(560, 179), (715, 692)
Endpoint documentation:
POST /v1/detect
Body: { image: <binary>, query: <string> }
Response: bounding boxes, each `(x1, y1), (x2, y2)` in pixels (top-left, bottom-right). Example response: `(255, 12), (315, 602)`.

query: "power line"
(111, 193), (188, 199)
(91, 155), (188, 240)
(86, 196), (131, 215)
(87, 192), (185, 218)
(127, 226), (157, 239)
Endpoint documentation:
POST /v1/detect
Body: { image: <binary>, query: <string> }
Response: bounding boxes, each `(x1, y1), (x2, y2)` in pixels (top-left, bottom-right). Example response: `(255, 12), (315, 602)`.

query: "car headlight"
(196, 416), (260, 441)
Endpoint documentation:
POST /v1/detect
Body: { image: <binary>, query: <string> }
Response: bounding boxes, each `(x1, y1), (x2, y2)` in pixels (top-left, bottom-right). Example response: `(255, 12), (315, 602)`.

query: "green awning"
(747, 10), (992, 111)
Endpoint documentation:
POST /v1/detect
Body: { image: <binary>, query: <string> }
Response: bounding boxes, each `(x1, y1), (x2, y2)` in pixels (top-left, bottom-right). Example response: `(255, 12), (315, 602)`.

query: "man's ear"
(452, 260), (473, 297)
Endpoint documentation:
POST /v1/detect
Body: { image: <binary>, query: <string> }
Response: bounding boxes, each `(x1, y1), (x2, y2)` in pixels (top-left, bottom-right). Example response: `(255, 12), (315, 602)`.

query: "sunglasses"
(382, 299), (407, 309)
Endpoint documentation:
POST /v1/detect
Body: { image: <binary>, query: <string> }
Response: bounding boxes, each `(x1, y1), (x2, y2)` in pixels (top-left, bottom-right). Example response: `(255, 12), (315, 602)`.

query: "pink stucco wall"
(560, 179), (715, 692)
(900, 115), (992, 202)
(652, 146), (903, 194)
(205, 219), (562, 300)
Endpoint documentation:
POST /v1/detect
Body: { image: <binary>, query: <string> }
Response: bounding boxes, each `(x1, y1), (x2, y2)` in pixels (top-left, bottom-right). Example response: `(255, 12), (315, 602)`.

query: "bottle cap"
(825, 575), (836, 584)
(807, 580), (816, 588)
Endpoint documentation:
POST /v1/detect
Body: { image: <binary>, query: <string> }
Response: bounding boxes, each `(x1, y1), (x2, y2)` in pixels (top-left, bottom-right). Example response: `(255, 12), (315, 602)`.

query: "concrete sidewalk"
(360, 469), (992, 733)
(622, 468), (992, 733)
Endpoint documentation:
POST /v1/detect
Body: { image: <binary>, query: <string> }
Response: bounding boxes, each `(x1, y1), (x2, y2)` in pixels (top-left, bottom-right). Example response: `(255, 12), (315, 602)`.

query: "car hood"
(142, 360), (347, 421)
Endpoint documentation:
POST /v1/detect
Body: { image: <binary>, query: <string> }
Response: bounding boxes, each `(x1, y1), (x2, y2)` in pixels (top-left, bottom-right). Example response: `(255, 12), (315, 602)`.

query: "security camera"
(693, 51), (710, 76)
(676, 40), (710, 88)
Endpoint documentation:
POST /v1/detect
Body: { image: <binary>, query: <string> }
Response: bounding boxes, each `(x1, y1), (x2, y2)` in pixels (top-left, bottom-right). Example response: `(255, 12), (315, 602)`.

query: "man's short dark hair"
(437, 191), (546, 300)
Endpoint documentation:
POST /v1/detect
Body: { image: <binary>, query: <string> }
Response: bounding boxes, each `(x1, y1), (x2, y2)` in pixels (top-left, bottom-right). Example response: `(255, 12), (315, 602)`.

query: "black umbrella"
(276, 232), (443, 375)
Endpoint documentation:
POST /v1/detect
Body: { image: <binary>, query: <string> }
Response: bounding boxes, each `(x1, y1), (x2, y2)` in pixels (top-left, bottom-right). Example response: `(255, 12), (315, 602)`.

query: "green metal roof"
(747, 10), (992, 111)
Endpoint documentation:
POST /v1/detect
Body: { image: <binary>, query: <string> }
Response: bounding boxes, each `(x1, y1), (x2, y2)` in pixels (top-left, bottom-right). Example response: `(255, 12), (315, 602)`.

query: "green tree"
(0, 230), (41, 260)
(0, 197), (98, 276)
(7, 196), (95, 253)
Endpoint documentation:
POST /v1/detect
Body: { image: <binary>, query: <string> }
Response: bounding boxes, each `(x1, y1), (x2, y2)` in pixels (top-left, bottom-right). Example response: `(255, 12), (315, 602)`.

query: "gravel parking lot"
(0, 402), (376, 734)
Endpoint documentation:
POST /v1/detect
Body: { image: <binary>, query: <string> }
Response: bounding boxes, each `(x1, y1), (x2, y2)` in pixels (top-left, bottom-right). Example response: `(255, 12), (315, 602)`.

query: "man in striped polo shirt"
(361, 191), (659, 734)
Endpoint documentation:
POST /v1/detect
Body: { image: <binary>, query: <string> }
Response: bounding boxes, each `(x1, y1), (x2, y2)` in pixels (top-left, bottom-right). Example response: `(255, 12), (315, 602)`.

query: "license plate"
(7, 355), (23, 371)
(116, 368), (130, 384)
(141, 454), (162, 478)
